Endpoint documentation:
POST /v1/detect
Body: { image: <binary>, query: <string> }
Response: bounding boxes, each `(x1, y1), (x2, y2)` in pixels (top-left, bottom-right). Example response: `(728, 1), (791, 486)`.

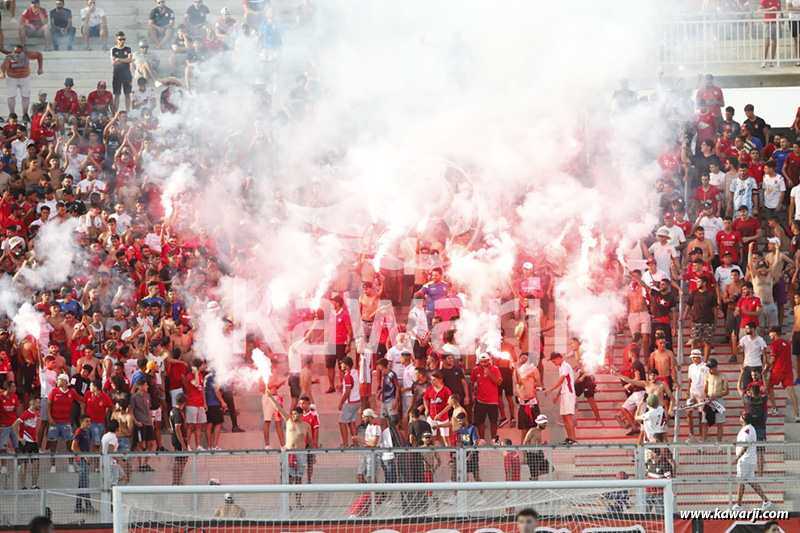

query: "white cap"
(478, 353), (490, 361)
(522, 262), (533, 269)
(767, 237), (780, 244)
(656, 228), (671, 237)
(362, 408), (377, 418)
(535, 414), (548, 424)
(58, 373), (70, 381)
(690, 349), (703, 358)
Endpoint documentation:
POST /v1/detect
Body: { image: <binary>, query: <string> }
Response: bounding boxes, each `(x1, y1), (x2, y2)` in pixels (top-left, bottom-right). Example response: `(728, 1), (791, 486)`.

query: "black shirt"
(169, 406), (186, 449)
(692, 153), (721, 176)
(408, 418), (432, 445)
(110, 46), (133, 78)
(631, 360), (646, 392)
(744, 117), (767, 145)
(649, 288), (677, 321)
(185, 3), (209, 25)
(410, 379), (429, 416)
(688, 289), (718, 324)
(149, 6), (175, 27)
(742, 393), (767, 429)
(440, 366), (466, 399)
(186, 48), (207, 64)
(50, 7), (72, 29)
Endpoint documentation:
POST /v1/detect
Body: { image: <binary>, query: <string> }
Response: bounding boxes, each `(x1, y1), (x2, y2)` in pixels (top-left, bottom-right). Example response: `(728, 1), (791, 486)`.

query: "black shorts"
(207, 405), (224, 425)
(793, 20), (800, 39)
(19, 441), (39, 463)
(136, 425), (155, 443)
(525, 450), (549, 478)
(113, 73), (133, 95)
(575, 375), (596, 398)
(517, 401), (540, 430)
(792, 331), (800, 356)
(325, 344), (347, 369)
(472, 401), (498, 426)
(498, 367), (513, 397)
(288, 374), (301, 398)
(466, 453), (479, 473)
(86, 24), (101, 38)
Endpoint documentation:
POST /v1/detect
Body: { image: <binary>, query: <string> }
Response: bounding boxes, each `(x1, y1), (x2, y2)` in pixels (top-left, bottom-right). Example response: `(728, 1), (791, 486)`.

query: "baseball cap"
(145, 361), (159, 372)
(656, 228), (670, 237)
(478, 353), (490, 361)
(646, 258), (656, 264)
(38, 89), (47, 96)
(421, 431), (432, 438)
(707, 358), (718, 368)
(690, 349), (703, 359)
(663, 212), (673, 219)
(64, 77), (74, 86)
(207, 301), (221, 313)
(362, 408), (377, 419)
(757, 261), (768, 268)
(702, 200), (712, 208)
(690, 247), (702, 254)
(224, 493), (233, 503)
(522, 261), (533, 269)
(86, 165), (97, 172)
(704, 73), (714, 80)
(97, 81), (107, 88)
(139, 40), (149, 48)
(220, 6), (229, 13)
(767, 237), (780, 245)
(722, 251), (732, 257)
(535, 414), (548, 425)
(58, 373), (69, 381)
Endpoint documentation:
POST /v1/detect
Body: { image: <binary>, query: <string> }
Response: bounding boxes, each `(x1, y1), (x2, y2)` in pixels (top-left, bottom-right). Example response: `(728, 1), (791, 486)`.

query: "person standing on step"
(765, 326), (800, 422)
(684, 350), (708, 443)
(546, 352), (577, 445)
(0, 44), (43, 123)
(109, 31), (133, 113)
(731, 412), (772, 512)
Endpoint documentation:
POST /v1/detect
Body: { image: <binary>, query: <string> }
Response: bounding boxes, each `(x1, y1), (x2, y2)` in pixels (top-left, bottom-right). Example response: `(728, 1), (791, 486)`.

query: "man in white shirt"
(109, 203), (132, 234)
(408, 292), (429, 361)
(684, 350), (708, 443)
(649, 229), (680, 279)
(731, 412), (772, 512)
(656, 213), (686, 251)
(80, 0), (108, 51)
(641, 259), (669, 289)
(738, 322), (767, 391)
(546, 352), (576, 445)
(761, 160), (785, 220)
(385, 333), (409, 378)
(11, 128), (34, 172)
(353, 409), (380, 483)
(637, 394), (666, 446)
(695, 201), (724, 255)
(714, 252), (742, 293)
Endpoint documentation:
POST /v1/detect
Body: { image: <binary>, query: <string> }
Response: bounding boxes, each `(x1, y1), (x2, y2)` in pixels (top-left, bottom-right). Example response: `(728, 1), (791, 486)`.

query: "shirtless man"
(684, 226), (715, 267)
(73, 346), (100, 380)
(358, 276), (384, 345)
(649, 336), (677, 400)
(701, 358), (729, 446)
(610, 367), (675, 432)
(627, 272), (652, 357)
(264, 391), (311, 507)
(723, 269), (745, 356)
(514, 352), (541, 443)
(212, 494), (246, 518)
(299, 356), (314, 404)
(521, 414), (549, 480)
(748, 247), (784, 331)
(170, 322), (194, 364)
(261, 367), (287, 449)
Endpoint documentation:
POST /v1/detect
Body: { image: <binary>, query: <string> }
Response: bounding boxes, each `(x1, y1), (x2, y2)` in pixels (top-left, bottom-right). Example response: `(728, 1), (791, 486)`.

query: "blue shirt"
(259, 19), (283, 50)
(421, 282), (448, 313)
(205, 373), (221, 406)
(171, 300), (185, 321)
(381, 370), (397, 402)
(772, 149), (790, 175)
(142, 296), (166, 308)
(59, 299), (81, 315)
(74, 427), (91, 453)
(131, 371), (145, 387)
(457, 424), (478, 447)
(744, 137), (763, 153)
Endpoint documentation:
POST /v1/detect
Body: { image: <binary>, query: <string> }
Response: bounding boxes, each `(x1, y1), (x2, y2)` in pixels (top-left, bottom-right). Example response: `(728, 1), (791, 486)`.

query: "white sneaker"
(768, 409), (780, 416)
(50, 466), (56, 474)
(775, 62), (781, 68)
(595, 420), (604, 427)
(0, 466), (7, 475)
(731, 503), (742, 511)
(685, 435), (695, 444)
(795, 415), (800, 423)
(761, 500), (773, 511)
(761, 61), (767, 68)
(196, 446), (205, 451)
(68, 464), (75, 473)
(795, 60), (800, 66)
(155, 81), (163, 88)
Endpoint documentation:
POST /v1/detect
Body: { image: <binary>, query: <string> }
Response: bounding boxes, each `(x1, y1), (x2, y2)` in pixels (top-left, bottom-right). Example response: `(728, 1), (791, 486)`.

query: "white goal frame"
(113, 479), (674, 533)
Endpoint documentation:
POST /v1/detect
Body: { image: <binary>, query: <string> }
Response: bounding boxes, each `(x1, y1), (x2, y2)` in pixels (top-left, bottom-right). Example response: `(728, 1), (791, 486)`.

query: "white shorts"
(185, 405), (207, 424)
(559, 392), (576, 416)
(151, 407), (162, 423)
(628, 311), (652, 335)
(169, 388), (183, 406)
(623, 391), (646, 412)
(427, 416), (450, 437)
(6, 76), (31, 99)
(261, 394), (283, 422)
(737, 461), (756, 478)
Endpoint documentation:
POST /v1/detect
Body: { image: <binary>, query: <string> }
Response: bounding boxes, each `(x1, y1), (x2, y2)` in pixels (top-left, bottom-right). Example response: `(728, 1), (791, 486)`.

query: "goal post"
(114, 480), (674, 533)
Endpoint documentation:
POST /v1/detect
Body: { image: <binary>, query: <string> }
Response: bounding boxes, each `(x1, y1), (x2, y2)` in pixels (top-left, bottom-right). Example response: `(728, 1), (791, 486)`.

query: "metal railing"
(658, 11), (800, 65)
(0, 442), (797, 525)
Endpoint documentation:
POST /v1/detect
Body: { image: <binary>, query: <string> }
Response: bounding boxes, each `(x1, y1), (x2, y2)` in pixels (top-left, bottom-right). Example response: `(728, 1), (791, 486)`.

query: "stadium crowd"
(0, 0), (796, 515)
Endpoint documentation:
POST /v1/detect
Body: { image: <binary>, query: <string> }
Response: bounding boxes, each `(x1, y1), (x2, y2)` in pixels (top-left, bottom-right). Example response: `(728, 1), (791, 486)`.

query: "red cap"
(97, 81), (107, 88)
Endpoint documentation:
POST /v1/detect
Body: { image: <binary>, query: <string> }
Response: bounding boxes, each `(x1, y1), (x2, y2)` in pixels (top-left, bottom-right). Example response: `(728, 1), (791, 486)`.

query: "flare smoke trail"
(150, 1), (665, 374)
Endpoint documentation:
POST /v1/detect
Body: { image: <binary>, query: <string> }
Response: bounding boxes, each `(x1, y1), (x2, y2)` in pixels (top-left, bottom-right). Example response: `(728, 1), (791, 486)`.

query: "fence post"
(455, 448), (467, 515)
(634, 445), (646, 514)
(13, 456), (19, 524)
(191, 453), (198, 514)
(278, 449), (290, 519)
(100, 452), (112, 523)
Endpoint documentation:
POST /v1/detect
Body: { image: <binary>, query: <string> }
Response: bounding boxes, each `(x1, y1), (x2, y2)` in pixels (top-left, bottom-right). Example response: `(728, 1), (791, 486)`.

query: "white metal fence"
(658, 12), (800, 65)
(0, 443), (797, 525)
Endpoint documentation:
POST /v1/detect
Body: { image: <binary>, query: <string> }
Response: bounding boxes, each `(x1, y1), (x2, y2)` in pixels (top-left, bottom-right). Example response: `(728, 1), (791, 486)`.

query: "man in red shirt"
(87, 81), (113, 119)
(717, 217), (743, 263)
(696, 74), (725, 118)
(758, 0), (781, 67)
(20, 0), (53, 50)
(54, 77), (79, 131)
(732, 206), (762, 262)
(470, 352), (503, 442)
(84, 379), (113, 450)
(324, 295), (352, 394)
(298, 394), (318, 483)
(735, 283), (762, 361)
(785, 141), (800, 190)
(766, 327), (798, 422)
(29, 105), (57, 144)
(182, 358), (206, 450)
(422, 371), (451, 446)
(692, 173), (722, 217)
(46, 373), (82, 472)
(0, 381), (20, 469)
(12, 397), (41, 489)
(693, 99), (719, 153)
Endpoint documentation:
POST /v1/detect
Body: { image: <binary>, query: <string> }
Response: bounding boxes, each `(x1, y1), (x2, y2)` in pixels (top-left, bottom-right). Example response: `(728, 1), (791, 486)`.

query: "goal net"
(113, 480), (674, 533)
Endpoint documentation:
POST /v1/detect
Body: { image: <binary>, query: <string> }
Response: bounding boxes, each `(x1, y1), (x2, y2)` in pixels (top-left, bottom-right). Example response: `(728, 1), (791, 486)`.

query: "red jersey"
(54, 88), (79, 114)
(770, 338), (792, 375)
(423, 385), (451, 419)
(784, 152), (800, 184)
(84, 391), (114, 423)
(747, 161), (765, 185)
(87, 90), (113, 113)
(716, 230), (742, 262)
(183, 371), (205, 407)
(167, 362), (187, 390)
(675, 219), (692, 237)
(329, 308), (351, 345)
(737, 296), (762, 326)
(696, 86), (724, 117)
(470, 364), (502, 405)
(0, 392), (20, 426)
(694, 111), (719, 144)
(302, 410), (320, 429)
(83, 141), (105, 162)
(760, 0), (780, 20)
(48, 386), (82, 423)
(30, 115), (57, 144)
(74, 102), (92, 118)
(658, 151), (681, 178)
(21, 6), (47, 27)
(16, 409), (39, 442)
(504, 451), (521, 481)
(731, 217), (761, 253)
(683, 263), (715, 292)
(693, 185), (722, 213)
